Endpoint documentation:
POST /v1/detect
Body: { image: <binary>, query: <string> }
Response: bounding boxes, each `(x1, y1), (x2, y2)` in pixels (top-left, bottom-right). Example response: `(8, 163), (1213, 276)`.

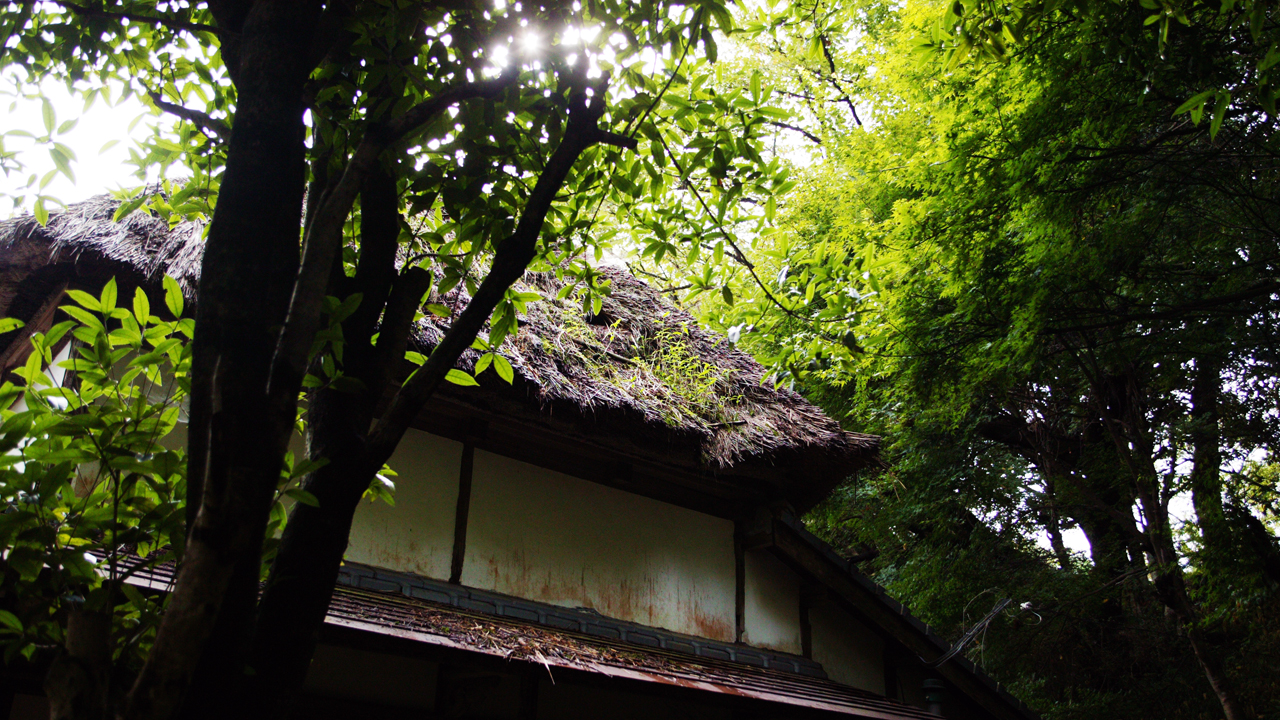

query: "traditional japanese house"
(0, 197), (1039, 720)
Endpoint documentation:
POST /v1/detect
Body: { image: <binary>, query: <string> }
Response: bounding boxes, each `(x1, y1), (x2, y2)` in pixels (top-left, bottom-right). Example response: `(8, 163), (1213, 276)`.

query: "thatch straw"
(0, 196), (878, 506)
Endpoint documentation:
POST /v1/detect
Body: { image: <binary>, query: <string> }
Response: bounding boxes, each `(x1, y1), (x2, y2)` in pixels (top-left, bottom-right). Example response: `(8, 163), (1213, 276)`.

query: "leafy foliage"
(646, 0), (1280, 717)
(0, 278), (190, 667)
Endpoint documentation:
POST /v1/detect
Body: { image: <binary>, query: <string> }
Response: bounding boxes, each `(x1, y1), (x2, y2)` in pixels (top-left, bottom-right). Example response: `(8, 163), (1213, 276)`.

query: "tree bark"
(45, 609), (110, 720)
(246, 81), (636, 717)
(1091, 370), (1251, 720)
(123, 1), (323, 717)
(1190, 355), (1229, 558)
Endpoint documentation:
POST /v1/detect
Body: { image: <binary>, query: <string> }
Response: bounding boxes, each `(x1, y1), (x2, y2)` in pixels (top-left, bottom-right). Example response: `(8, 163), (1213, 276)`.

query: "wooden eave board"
(325, 583), (941, 720)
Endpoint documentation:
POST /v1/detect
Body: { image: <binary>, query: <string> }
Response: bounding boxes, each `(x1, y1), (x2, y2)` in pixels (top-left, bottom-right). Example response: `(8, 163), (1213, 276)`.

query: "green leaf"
(0, 609), (22, 635)
(163, 275), (184, 317)
(34, 197), (48, 227)
(133, 287), (151, 325)
(1173, 89), (1215, 120)
(0, 318), (23, 334)
(285, 488), (320, 507)
(330, 293), (362, 323)
(60, 304), (105, 332)
(41, 97), (55, 134)
(1209, 91), (1231, 139)
(100, 277), (118, 314)
(445, 368), (479, 386)
(66, 289), (102, 312)
(49, 146), (74, 183)
(493, 354), (514, 384)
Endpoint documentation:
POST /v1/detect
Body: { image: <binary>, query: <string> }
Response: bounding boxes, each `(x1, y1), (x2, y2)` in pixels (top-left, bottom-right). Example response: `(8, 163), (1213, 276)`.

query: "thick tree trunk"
(45, 609), (110, 720)
(1190, 355), (1229, 558)
(1093, 373), (1251, 720)
(248, 387), (376, 719)
(246, 85), (633, 716)
(246, 166), (420, 718)
(123, 1), (323, 718)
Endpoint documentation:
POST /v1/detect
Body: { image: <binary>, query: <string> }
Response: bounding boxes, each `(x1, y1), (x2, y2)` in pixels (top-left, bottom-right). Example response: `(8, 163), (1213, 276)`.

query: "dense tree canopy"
(2, 0), (1279, 718)
(630, 0), (1280, 718)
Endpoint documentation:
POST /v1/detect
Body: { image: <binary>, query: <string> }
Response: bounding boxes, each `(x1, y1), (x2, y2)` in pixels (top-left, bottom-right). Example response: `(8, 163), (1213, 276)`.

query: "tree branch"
(767, 121), (822, 144)
(371, 267), (434, 391)
(266, 70), (519, 403)
(39, 0), (221, 35)
(364, 76), (635, 467)
(147, 91), (231, 140)
(1046, 280), (1279, 335)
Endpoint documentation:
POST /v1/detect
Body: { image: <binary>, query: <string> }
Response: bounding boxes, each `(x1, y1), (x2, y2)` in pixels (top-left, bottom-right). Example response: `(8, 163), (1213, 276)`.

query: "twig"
(767, 121), (822, 145)
(39, 0), (221, 35)
(147, 91), (230, 140)
(926, 598), (1011, 668)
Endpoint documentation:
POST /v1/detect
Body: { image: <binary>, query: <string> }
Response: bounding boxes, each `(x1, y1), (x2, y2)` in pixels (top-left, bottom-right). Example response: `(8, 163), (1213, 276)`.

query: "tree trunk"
(1190, 355), (1229, 558)
(246, 84), (632, 716)
(1043, 479), (1073, 571)
(123, 1), (323, 717)
(246, 165), (418, 718)
(45, 609), (110, 720)
(1092, 371), (1251, 720)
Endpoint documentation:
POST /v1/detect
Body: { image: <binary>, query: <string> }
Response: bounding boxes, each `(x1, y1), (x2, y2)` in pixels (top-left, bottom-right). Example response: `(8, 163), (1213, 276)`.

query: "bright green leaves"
(163, 275), (184, 317)
(0, 274), (190, 664)
(474, 351), (515, 384)
(1173, 88), (1233, 138)
(930, 0), (1280, 139)
(444, 368), (479, 386)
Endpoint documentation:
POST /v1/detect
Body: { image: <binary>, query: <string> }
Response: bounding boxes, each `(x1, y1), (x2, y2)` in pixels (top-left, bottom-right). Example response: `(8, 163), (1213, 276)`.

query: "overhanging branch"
(266, 70), (520, 402)
(36, 0), (221, 35)
(147, 91), (230, 140)
(364, 76), (635, 467)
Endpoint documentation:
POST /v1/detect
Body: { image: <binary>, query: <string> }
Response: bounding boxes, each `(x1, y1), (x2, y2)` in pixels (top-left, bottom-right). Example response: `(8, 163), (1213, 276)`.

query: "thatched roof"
(0, 196), (878, 512)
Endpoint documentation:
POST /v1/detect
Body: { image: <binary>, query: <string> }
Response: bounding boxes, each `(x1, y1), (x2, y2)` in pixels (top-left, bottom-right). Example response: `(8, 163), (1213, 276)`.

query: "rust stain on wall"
(471, 549), (737, 642)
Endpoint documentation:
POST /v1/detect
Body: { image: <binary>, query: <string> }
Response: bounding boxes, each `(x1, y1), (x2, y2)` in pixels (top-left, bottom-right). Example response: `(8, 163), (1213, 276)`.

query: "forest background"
(1, 0), (1278, 718)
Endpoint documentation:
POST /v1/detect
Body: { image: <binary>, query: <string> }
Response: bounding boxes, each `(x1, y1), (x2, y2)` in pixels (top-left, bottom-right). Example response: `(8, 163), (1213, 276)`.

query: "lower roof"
(325, 579), (938, 720)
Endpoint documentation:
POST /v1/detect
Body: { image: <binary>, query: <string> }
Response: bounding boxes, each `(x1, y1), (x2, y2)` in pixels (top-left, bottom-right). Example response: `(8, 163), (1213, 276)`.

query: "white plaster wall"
(741, 550), (802, 654)
(810, 599), (885, 693)
(344, 429), (463, 580)
(461, 450), (737, 642)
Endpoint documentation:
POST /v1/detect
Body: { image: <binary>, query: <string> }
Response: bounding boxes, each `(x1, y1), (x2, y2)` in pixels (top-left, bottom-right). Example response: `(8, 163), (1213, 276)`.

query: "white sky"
(2, 75), (160, 216)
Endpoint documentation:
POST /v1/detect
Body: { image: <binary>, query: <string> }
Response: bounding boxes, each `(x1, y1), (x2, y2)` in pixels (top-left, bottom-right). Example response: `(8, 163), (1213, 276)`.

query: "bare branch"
(147, 91), (230, 140)
(36, 0), (221, 35)
(767, 120), (822, 145)
(266, 70), (519, 402)
(364, 76), (635, 467)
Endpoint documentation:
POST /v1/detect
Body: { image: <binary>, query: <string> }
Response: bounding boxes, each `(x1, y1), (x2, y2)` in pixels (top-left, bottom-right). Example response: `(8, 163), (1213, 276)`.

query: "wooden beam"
(769, 521), (1035, 720)
(409, 395), (760, 519)
(0, 282), (65, 378)
(734, 525), (745, 643)
(448, 442), (475, 585)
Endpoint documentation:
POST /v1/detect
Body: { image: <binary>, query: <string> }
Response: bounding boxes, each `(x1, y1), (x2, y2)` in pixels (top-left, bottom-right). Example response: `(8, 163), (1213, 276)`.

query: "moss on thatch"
(0, 195), (878, 507)
(422, 267), (876, 472)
